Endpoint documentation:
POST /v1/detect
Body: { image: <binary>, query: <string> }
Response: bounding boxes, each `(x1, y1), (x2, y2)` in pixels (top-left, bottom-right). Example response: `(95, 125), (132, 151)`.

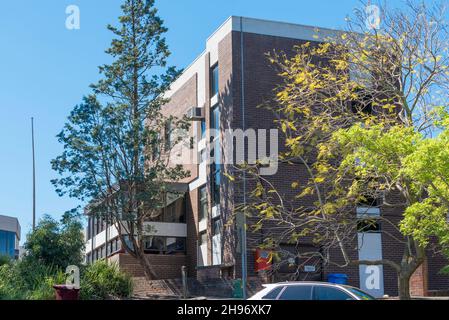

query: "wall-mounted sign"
(304, 265), (316, 272)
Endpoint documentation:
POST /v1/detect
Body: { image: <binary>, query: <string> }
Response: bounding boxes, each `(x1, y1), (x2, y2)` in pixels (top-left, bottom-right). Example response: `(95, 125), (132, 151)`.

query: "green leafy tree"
(24, 210), (84, 269)
(52, 0), (189, 279)
(242, 1), (449, 299)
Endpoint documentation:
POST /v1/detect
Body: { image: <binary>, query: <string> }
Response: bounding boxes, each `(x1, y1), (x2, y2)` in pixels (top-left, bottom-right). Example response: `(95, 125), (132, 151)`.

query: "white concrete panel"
(198, 244), (208, 267)
(358, 232), (384, 297)
(86, 225), (119, 254)
(0, 215), (20, 239)
(210, 93), (219, 107)
(144, 222), (187, 238)
(199, 219), (208, 233)
(206, 16), (233, 65)
(87, 222), (186, 254)
(358, 233), (382, 260)
(212, 234), (222, 265)
(356, 207), (381, 217)
(189, 161), (207, 191)
(85, 239), (92, 254)
(212, 205), (220, 219)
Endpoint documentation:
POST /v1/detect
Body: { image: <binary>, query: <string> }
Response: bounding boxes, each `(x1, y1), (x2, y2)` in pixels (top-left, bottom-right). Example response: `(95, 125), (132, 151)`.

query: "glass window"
(87, 217), (91, 240)
(112, 238), (121, 253)
(210, 64), (219, 97)
(313, 286), (354, 300)
(112, 239), (117, 253)
(212, 219), (222, 236)
(152, 132), (161, 160)
(346, 287), (375, 300)
(262, 286), (284, 300)
(211, 163), (221, 206)
(0, 230), (15, 258)
(163, 196), (186, 223)
(199, 232), (208, 246)
(209, 105), (221, 207)
(358, 195), (381, 207)
(165, 119), (172, 150)
(199, 186), (207, 221)
(278, 285), (313, 300)
(201, 120), (206, 139)
(123, 235), (134, 251)
(210, 105), (220, 132)
(144, 236), (186, 254)
(166, 238), (186, 254)
(145, 236), (166, 253)
(199, 149), (207, 163)
(357, 219), (381, 233)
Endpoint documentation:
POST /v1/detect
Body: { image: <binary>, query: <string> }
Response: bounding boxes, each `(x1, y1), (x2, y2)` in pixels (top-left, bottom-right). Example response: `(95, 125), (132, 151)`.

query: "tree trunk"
(117, 230), (158, 280)
(137, 250), (158, 280)
(398, 273), (412, 300)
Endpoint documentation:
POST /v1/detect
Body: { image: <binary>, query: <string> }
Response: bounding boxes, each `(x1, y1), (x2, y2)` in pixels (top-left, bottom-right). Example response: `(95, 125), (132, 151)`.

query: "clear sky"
(0, 0), (406, 242)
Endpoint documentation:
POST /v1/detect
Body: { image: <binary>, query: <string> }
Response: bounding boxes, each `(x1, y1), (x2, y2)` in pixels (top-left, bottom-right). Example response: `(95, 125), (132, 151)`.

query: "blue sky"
(0, 0), (406, 241)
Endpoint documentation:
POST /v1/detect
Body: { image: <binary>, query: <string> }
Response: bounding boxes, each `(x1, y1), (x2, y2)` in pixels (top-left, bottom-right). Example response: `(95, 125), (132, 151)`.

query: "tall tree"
(52, 0), (189, 279)
(241, 1), (449, 299)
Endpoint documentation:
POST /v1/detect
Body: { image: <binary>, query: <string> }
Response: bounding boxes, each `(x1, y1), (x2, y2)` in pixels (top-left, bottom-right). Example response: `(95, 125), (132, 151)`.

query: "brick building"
(0, 214), (20, 260)
(84, 16), (449, 298)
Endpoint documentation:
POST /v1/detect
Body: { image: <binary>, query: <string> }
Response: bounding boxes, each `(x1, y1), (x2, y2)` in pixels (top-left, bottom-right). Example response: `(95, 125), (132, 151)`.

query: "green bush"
(26, 270), (66, 300)
(80, 260), (133, 300)
(0, 263), (27, 300)
(0, 255), (11, 266)
(0, 258), (132, 300)
(0, 259), (66, 300)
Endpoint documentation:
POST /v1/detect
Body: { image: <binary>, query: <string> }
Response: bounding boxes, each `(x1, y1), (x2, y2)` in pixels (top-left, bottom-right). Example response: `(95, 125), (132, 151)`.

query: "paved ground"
(132, 294), (449, 300)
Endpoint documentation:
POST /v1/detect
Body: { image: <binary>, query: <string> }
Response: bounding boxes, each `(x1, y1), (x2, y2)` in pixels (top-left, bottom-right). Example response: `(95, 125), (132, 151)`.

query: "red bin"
(53, 285), (80, 300)
(255, 248), (272, 272)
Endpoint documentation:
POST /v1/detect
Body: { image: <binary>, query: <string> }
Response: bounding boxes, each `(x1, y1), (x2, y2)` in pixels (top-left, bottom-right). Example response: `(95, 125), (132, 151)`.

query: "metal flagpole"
(31, 117), (36, 231)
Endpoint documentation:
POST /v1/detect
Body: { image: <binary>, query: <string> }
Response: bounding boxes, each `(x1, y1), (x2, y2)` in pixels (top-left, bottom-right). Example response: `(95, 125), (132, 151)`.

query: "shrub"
(0, 259), (66, 300)
(0, 263), (27, 300)
(26, 270), (66, 300)
(80, 260), (133, 300)
(0, 258), (132, 300)
(0, 255), (11, 266)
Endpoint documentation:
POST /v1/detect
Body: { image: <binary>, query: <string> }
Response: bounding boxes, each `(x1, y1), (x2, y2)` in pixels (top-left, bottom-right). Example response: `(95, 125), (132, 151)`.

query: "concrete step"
(132, 277), (263, 298)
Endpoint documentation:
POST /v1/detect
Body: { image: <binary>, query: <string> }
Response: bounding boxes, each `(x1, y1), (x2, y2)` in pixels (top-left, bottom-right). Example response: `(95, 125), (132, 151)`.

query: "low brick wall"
(132, 276), (264, 298)
(410, 260), (429, 296)
(111, 253), (188, 279)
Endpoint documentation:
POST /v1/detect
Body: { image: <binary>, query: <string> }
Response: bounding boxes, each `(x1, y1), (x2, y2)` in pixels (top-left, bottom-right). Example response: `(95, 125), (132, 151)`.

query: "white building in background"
(0, 214), (21, 259)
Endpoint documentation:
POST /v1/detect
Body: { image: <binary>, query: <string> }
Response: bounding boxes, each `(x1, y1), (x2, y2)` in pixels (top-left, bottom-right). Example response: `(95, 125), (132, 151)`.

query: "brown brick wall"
(410, 259), (428, 296)
(427, 250), (449, 292)
(112, 253), (187, 279)
(225, 30), (449, 296)
(162, 73), (198, 183)
(155, 26), (449, 297)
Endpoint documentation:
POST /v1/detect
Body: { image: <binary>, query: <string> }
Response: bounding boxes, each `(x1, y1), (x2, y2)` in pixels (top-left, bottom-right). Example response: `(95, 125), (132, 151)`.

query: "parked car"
(248, 281), (375, 300)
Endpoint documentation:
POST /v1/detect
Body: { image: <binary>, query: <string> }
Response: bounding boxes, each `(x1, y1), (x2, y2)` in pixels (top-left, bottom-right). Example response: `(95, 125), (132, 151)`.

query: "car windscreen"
(346, 287), (376, 300)
(262, 286), (284, 299)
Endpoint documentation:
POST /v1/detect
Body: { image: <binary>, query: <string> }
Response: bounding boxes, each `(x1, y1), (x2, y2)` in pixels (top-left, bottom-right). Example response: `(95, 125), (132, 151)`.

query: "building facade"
(0, 214), (21, 260)
(84, 16), (449, 298)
